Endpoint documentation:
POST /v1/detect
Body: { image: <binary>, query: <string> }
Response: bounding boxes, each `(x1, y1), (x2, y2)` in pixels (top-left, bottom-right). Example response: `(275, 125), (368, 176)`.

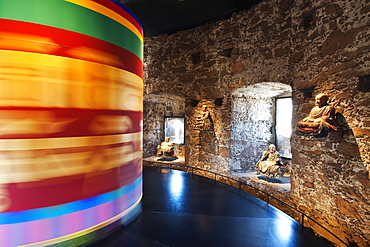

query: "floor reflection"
(274, 212), (295, 245)
(169, 170), (184, 205)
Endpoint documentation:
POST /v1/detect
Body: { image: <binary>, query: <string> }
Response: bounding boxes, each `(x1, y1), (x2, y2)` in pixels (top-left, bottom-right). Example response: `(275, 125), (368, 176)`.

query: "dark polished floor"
(88, 167), (331, 247)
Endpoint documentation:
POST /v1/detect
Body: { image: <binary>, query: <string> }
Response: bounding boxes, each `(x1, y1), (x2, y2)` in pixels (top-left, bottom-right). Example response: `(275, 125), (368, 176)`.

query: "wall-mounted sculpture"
(194, 105), (213, 131)
(296, 93), (339, 138)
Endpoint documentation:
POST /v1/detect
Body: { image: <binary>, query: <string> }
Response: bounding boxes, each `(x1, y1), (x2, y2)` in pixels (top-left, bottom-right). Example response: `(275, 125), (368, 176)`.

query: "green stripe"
(0, 0), (142, 59)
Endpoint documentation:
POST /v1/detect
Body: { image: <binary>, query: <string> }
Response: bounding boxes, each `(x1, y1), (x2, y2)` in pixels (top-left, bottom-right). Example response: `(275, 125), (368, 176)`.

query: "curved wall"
(0, 0), (143, 246)
(143, 0), (370, 245)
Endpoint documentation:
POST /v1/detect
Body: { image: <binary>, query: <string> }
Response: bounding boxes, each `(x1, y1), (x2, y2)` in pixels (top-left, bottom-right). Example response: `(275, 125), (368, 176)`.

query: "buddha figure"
(156, 137), (174, 156)
(255, 144), (285, 179)
(296, 93), (339, 138)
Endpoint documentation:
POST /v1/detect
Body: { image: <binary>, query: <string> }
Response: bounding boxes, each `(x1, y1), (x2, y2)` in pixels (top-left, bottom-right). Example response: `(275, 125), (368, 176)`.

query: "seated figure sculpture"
(156, 137), (174, 157)
(255, 144), (284, 179)
(296, 93), (339, 138)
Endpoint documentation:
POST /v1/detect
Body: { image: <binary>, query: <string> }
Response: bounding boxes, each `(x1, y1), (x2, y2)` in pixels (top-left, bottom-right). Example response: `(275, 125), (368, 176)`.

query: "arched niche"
(230, 82), (292, 172)
(143, 92), (185, 157)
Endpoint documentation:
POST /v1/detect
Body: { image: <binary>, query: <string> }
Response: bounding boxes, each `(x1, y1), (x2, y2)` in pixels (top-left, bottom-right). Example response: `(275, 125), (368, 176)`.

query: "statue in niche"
(255, 144), (285, 179)
(194, 105), (213, 131)
(296, 93), (339, 138)
(156, 137), (174, 156)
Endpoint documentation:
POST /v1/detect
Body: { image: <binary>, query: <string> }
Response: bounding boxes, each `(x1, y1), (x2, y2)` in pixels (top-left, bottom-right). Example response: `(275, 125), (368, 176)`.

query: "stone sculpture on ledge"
(194, 105), (213, 131)
(255, 144), (285, 179)
(296, 93), (339, 138)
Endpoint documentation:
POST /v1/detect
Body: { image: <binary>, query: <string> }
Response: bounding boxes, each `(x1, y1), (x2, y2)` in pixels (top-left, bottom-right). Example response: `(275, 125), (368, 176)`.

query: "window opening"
(164, 117), (185, 144)
(275, 97), (292, 158)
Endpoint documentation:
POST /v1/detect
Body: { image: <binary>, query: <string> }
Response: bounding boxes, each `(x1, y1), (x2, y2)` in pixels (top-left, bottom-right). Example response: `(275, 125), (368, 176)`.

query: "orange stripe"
(0, 50), (143, 111)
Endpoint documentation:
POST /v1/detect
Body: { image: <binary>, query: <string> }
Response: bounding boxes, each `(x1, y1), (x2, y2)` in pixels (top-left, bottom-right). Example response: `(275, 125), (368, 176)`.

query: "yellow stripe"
(18, 196), (142, 247)
(0, 50), (143, 111)
(64, 0), (143, 43)
(0, 133), (142, 150)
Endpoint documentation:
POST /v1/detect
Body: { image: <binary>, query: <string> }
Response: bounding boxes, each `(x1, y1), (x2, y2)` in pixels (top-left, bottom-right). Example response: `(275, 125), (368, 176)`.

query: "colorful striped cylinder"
(0, 0), (143, 246)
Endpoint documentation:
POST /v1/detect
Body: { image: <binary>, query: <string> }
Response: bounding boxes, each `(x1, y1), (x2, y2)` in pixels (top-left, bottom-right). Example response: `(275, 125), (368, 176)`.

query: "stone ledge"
(294, 128), (343, 142)
(143, 155), (185, 165)
(232, 171), (291, 193)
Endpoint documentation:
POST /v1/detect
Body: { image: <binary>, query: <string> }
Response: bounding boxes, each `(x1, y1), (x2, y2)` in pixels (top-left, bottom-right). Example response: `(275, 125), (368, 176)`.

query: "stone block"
(321, 29), (358, 56)
(274, 46), (291, 57)
(289, 51), (303, 63)
(352, 128), (370, 137)
(363, 121), (370, 127)
(303, 182), (315, 188)
(230, 60), (244, 74)
(219, 147), (230, 157)
(334, 195), (361, 219)
(179, 72), (195, 83)
(325, 4), (341, 15)
(328, 61), (358, 75)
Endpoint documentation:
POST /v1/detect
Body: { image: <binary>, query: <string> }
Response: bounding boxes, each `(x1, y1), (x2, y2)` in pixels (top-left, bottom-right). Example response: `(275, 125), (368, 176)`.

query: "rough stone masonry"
(143, 0), (370, 245)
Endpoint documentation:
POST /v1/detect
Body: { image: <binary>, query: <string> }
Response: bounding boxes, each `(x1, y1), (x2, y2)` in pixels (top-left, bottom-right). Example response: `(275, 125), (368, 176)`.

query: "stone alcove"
(230, 82), (292, 173)
(143, 92), (185, 157)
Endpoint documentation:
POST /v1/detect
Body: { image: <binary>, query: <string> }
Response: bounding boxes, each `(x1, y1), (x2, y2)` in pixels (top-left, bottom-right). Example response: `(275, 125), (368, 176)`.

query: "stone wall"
(231, 93), (275, 171)
(143, 0), (370, 245)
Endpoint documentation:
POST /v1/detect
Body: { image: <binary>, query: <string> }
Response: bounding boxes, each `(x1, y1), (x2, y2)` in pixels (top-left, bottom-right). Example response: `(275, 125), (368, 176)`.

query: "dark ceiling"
(118, 0), (263, 37)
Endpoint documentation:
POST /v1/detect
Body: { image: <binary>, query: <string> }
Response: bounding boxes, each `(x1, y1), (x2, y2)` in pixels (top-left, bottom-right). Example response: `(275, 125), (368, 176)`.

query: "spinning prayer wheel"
(0, 0), (143, 246)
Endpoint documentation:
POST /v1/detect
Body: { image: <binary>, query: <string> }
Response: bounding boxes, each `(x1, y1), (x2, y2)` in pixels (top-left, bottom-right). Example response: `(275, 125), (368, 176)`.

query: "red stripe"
(0, 19), (143, 78)
(0, 107), (142, 139)
(93, 0), (143, 36)
(4, 161), (142, 212)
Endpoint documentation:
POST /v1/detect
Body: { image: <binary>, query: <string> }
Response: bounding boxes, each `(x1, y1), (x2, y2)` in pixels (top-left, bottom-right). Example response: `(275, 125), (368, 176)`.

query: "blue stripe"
(109, 0), (143, 29)
(0, 176), (142, 224)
